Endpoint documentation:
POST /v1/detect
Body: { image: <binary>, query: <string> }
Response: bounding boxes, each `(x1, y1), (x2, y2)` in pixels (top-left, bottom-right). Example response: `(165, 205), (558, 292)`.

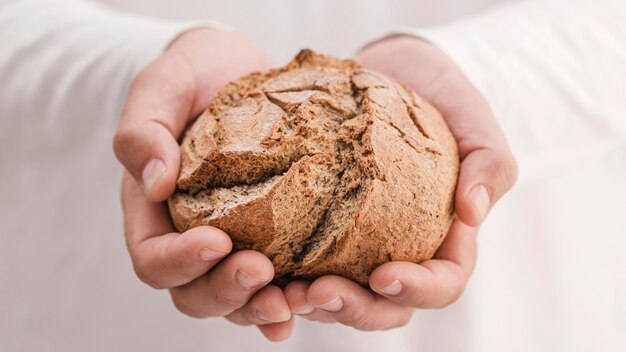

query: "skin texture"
(168, 51), (460, 285)
(115, 29), (293, 341)
(113, 30), (517, 341)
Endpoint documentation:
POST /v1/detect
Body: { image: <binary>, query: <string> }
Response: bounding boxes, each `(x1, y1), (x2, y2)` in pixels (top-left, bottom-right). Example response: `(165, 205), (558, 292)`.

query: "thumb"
(455, 147), (518, 227)
(113, 55), (197, 202)
(113, 29), (275, 202)
(113, 116), (183, 202)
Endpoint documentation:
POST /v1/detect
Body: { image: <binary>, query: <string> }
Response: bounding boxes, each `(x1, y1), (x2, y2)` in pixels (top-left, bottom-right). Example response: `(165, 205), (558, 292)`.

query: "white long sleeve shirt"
(0, 1), (624, 351)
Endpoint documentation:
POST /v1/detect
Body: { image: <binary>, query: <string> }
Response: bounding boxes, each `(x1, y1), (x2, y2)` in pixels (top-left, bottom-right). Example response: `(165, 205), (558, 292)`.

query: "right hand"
(114, 28), (293, 342)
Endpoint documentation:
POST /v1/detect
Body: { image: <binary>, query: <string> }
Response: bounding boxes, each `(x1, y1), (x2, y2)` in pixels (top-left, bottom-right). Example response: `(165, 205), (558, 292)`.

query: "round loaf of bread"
(168, 50), (459, 285)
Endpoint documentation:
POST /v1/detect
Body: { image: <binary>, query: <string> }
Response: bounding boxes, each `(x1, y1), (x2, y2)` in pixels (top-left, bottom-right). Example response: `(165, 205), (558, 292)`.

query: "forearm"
(396, 0), (626, 180)
(0, 0), (216, 126)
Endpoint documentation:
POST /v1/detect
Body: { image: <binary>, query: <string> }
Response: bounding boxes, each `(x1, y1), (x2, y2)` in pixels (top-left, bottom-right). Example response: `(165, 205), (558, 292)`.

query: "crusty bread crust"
(168, 50), (459, 285)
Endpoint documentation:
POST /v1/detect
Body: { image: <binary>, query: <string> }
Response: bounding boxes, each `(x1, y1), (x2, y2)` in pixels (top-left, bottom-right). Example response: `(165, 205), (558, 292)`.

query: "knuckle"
(132, 262), (165, 290)
(112, 126), (135, 160)
(413, 290), (437, 308)
(129, 65), (154, 90)
(487, 150), (519, 195)
(129, 251), (167, 290)
(392, 310), (415, 329)
(504, 153), (519, 187)
(445, 292), (463, 307)
(171, 292), (210, 319)
(224, 312), (252, 326)
(434, 281), (466, 309)
(497, 152), (518, 185)
(405, 281), (439, 308)
(212, 292), (245, 312)
(446, 282), (467, 306)
(342, 311), (373, 331)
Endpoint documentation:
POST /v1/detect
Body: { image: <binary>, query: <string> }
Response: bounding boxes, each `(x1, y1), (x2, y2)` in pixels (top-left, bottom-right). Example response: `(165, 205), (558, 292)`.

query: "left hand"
(284, 221), (477, 330)
(284, 35), (517, 330)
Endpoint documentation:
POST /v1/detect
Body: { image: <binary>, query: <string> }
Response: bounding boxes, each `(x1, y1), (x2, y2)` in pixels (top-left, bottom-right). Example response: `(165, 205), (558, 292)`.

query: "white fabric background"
(0, 0), (624, 351)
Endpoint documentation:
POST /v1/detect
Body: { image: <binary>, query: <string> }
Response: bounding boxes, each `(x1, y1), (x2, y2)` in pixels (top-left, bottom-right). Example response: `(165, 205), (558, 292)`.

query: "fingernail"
(258, 310), (291, 323)
(293, 304), (315, 315)
(198, 248), (225, 262)
(376, 280), (403, 296)
(257, 311), (271, 322)
(236, 270), (266, 289)
(469, 184), (490, 221)
(142, 159), (166, 196)
(316, 296), (343, 312)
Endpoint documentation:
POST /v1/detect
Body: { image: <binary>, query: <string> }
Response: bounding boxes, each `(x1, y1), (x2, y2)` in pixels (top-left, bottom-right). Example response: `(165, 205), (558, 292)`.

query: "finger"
(169, 250), (274, 318)
(257, 318), (295, 342)
(369, 220), (477, 308)
(455, 147), (518, 226)
(121, 173), (232, 289)
(113, 53), (198, 202)
(430, 71), (518, 226)
(284, 281), (336, 323)
(226, 285), (291, 325)
(284, 281), (315, 315)
(306, 276), (414, 331)
(114, 29), (273, 202)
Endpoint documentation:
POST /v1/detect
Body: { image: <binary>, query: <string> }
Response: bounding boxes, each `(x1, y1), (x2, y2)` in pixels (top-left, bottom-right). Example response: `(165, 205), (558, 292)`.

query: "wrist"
(357, 35), (458, 98)
(166, 27), (223, 51)
(156, 28), (271, 116)
(362, 34), (428, 53)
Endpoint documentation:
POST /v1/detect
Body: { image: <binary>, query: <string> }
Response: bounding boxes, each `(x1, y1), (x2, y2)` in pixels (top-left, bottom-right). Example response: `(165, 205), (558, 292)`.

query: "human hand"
(284, 36), (517, 330)
(114, 28), (272, 201)
(114, 29), (293, 341)
(121, 173), (293, 341)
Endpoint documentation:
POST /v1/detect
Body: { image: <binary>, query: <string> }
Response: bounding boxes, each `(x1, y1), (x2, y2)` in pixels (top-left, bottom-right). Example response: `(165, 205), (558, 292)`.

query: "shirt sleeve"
(0, 0), (225, 128)
(379, 0), (626, 182)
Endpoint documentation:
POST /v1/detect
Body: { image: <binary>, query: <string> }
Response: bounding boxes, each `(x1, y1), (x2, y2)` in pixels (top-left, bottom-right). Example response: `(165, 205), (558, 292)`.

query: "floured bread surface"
(168, 50), (459, 285)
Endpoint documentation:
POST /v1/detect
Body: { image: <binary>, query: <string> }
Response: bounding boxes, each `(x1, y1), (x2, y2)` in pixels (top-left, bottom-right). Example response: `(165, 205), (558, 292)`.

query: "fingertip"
(114, 121), (181, 202)
(455, 158), (491, 227)
(284, 281), (314, 315)
(455, 148), (518, 227)
(254, 285), (292, 323)
(455, 185), (487, 227)
(372, 262), (438, 303)
(369, 262), (417, 297)
(258, 318), (294, 342)
(469, 184), (491, 221)
(371, 257), (472, 308)
(143, 148), (180, 203)
(305, 276), (336, 305)
(184, 226), (233, 256)
(134, 227), (234, 289)
(307, 276), (356, 312)
(229, 250), (275, 283)
(144, 173), (177, 203)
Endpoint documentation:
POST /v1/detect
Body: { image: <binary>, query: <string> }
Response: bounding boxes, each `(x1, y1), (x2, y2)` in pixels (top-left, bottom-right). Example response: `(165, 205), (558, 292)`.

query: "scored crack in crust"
(168, 49), (459, 285)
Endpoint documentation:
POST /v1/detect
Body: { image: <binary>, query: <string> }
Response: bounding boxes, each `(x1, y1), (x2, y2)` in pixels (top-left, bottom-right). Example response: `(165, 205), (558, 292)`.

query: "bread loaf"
(168, 50), (459, 285)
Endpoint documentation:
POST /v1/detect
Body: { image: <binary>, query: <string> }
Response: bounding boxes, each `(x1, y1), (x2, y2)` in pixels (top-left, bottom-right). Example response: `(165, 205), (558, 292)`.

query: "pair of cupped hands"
(113, 28), (517, 342)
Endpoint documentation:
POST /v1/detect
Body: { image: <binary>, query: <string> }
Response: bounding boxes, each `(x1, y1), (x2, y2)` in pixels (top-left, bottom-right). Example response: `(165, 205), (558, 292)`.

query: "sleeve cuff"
(356, 1), (537, 122)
